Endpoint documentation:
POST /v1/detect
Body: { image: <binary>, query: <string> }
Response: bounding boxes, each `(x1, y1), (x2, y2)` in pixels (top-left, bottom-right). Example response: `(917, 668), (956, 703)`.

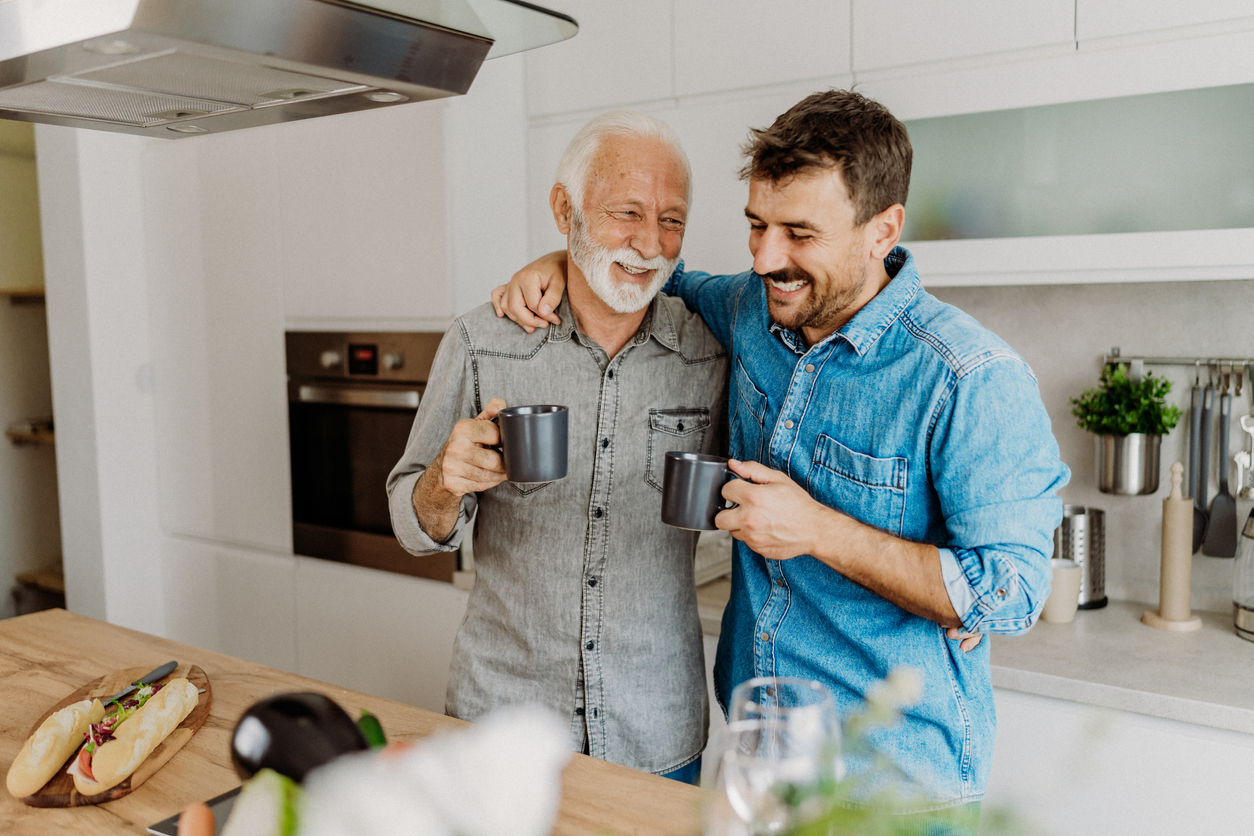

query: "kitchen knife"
(1203, 372), (1237, 557)
(105, 660), (178, 704)
(1189, 376), (1207, 552)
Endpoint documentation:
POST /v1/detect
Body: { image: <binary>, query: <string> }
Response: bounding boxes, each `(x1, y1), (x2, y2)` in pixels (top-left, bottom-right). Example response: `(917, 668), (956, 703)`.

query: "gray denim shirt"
(386, 293), (728, 773)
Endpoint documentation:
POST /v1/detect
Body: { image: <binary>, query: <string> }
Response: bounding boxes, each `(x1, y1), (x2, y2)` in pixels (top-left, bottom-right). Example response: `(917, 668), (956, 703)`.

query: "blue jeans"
(660, 755), (702, 785)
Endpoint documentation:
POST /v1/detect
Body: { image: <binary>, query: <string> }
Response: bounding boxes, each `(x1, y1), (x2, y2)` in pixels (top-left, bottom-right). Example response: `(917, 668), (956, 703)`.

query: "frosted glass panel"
(902, 84), (1254, 241)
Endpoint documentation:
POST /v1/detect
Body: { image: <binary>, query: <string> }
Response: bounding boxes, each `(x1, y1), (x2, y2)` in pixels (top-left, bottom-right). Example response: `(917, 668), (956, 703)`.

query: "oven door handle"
(297, 385), (421, 409)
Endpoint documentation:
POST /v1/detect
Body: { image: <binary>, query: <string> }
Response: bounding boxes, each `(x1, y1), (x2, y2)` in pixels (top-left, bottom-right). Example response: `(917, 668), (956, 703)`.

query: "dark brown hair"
(740, 89), (912, 225)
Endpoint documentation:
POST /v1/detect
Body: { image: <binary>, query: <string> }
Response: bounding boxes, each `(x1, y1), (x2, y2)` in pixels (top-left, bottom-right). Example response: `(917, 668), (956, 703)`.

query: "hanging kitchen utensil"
(1196, 368), (1215, 553)
(1203, 367), (1237, 557)
(1188, 366), (1207, 551)
(1240, 414), (1254, 500)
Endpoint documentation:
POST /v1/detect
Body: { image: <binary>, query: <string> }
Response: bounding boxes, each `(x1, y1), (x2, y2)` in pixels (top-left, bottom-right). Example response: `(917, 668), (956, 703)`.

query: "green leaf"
(1070, 364), (1181, 436)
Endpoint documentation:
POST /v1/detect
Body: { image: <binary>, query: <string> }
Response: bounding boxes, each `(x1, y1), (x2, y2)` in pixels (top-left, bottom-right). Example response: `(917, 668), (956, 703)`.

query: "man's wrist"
(412, 464), (463, 541)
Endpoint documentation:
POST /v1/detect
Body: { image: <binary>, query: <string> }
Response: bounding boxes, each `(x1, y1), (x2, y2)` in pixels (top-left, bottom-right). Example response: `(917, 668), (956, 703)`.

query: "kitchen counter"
(990, 599), (1254, 735)
(697, 578), (1254, 737)
(0, 609), (701, 836)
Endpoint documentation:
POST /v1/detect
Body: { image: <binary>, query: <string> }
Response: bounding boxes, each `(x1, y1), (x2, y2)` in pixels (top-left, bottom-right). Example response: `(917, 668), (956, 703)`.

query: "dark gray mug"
(662, 452), (737, 530)
(496, 405), (568, 483)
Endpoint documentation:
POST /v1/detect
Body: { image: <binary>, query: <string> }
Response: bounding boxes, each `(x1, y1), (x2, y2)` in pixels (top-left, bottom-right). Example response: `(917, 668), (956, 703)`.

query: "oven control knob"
(319, 350), (342, 369)
(381, 352), (404, 371)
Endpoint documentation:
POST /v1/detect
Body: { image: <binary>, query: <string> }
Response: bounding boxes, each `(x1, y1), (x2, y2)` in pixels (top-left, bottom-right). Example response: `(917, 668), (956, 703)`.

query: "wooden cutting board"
(18, 663), (211, 808)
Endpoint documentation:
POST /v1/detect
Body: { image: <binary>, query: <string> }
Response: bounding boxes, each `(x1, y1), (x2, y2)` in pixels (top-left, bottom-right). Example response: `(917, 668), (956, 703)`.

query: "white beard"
(569, 211), (678, 314)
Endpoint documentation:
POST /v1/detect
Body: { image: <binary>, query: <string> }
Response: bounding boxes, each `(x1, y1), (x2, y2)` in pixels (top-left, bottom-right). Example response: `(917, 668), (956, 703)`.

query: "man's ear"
(868, 203), (905, 261)
(551, 184), (574, 235)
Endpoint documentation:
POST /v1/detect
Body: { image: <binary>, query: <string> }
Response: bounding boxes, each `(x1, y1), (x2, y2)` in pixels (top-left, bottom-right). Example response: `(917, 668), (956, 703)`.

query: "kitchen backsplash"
(931, 278), (1254, 613)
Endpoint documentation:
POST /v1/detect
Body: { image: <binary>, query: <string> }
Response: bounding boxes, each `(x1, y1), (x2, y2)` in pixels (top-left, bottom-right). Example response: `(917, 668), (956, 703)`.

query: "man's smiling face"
(746, 166), (886, 345)
(560, 134), (688, 314)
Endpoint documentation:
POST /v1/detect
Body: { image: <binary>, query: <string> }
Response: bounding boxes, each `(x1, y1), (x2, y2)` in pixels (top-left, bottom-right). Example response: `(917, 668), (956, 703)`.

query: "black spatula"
(1204, 371), (1237, 557)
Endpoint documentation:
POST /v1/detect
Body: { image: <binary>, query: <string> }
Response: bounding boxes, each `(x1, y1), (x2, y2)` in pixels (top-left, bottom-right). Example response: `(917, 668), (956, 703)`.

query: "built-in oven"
(286, 331), (453, 583)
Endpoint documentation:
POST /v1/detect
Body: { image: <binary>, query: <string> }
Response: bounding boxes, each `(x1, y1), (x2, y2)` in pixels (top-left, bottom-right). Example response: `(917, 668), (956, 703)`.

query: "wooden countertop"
(0, 610), (701, 835)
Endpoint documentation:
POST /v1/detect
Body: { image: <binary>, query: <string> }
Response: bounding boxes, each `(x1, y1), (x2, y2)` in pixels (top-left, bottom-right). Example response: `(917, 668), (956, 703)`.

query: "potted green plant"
(1070, 364), (1181, 495)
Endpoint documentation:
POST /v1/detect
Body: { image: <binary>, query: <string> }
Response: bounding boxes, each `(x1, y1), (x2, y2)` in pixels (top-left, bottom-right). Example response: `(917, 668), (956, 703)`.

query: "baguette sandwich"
(69, 677), (200, 795)
(5, 698), (106, 798)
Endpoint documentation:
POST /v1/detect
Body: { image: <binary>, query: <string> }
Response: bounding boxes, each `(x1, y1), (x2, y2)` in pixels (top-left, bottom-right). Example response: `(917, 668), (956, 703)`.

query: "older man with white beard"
(386, 111), (728, 783)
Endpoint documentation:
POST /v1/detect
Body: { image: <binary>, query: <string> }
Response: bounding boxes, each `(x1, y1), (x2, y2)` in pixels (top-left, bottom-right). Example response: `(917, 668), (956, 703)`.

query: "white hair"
(554, 110), (692, 212)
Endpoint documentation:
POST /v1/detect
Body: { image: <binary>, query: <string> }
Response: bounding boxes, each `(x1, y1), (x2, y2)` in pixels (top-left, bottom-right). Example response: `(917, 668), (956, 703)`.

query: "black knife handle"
(1199, 384), (1214, 509)
(1189, 384), (1202, 506)
(1220, 390), (1231, 493)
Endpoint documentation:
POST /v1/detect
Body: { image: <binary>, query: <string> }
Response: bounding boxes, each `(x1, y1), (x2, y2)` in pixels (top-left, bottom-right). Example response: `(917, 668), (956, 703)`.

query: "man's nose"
(630, 223), (663, 261)
(752, 228), (790, 276)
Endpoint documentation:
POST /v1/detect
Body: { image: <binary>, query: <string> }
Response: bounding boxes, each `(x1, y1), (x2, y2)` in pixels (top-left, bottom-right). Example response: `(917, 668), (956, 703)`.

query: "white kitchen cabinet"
(988, 688), (1254, 833)
(851, 0), (1075, 74)
(673, 0), (850, 98)
(276, 103), (453, 329)
(142, 130), (293, 554)
(294, 555), (469, 712)
(1078, 0), (1254, 43)
(161, 534), (298, 673)
(524, 0), (674, 118)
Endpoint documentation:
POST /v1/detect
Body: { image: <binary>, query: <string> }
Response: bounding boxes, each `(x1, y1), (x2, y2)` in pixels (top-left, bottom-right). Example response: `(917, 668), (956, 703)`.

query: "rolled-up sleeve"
(385, 323), (479, 555)
(930, 354), (1069, 635)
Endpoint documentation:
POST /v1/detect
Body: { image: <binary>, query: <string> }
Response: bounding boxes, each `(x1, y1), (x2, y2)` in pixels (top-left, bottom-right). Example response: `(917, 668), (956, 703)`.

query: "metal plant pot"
(1096, 433), (1161, 495)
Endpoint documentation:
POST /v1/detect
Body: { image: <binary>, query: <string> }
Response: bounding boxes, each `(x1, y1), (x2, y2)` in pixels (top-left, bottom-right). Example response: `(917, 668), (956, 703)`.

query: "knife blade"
(106, 660), (178, 704)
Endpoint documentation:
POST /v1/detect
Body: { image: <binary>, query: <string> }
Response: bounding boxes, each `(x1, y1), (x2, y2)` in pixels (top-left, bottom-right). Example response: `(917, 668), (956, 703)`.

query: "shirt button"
(607, 369), (614, 379)
(759, 632), (770, 642)
(594, 507), (604, 519)
(576, 707), (585, 716)
(805, 364), (815, 373)
(592, 708), (599, 718)
(775, 579), (785, 587)
(996, 588), (1007, 598)
(601, 437), (609, 448)
(783, 420), (794, 429)
(586, 641), (595, 650)
(588, 577), (597, 587)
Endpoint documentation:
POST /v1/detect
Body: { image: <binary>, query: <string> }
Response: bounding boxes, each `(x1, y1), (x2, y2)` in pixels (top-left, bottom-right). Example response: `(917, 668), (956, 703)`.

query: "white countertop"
(991, 599), (1254, 735)
(697, 579), (1254, 736)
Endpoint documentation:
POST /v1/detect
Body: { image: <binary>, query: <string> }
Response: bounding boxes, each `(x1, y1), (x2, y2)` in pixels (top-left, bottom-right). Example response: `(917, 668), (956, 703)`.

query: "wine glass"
(705, 717), (829, 836)
(728, 677), (839, 758)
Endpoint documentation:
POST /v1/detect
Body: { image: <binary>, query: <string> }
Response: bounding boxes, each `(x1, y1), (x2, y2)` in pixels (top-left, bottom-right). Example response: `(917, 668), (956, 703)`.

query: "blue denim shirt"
(665, 247), (1069, 806)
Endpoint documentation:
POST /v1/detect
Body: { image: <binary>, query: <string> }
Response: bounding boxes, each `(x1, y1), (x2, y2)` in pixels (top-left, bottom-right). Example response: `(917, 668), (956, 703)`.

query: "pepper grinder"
(1142, 463), (1203, 632)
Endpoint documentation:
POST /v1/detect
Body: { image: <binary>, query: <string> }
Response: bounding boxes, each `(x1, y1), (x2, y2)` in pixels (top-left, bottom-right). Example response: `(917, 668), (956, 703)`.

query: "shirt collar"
(548, 292), (680, 353)
(768, 245), (920, 357)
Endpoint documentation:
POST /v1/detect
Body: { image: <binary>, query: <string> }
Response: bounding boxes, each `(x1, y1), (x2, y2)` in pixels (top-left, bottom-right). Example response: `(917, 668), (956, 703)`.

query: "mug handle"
(720, 468), (740, 511)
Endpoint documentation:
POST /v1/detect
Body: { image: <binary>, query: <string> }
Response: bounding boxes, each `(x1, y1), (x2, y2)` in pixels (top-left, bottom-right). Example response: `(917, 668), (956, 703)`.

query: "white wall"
(36, 126), (164, 632)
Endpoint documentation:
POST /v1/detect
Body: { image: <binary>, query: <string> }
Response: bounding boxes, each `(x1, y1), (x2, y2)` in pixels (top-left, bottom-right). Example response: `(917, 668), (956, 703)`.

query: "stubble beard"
(569, 208), (677, 315)
(762, 253), (869, 336)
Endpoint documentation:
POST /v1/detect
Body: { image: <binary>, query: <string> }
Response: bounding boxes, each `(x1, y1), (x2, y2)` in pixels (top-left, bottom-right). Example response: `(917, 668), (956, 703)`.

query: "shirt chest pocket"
(645, 408), (711, 492)
(810, 434), (908, 537)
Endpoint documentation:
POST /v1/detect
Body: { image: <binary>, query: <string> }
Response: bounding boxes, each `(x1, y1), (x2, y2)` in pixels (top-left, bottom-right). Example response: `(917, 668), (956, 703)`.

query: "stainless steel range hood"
(0, 0), (576, 138)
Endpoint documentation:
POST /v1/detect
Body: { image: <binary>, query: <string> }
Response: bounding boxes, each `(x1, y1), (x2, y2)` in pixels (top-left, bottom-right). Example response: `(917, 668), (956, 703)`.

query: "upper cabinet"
(525, 0), (674, 117)
(1077, 0), (1254, 42)
(673, 0), (851, 98)
(276, 103), (452, 329)
(852, 0), (1075, 73)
